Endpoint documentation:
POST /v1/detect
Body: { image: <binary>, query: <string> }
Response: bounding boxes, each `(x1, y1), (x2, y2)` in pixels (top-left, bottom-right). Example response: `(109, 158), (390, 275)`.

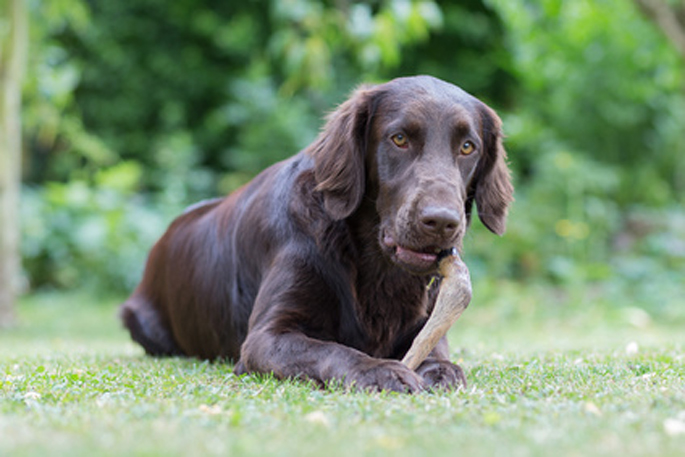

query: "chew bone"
(401, 248), (472, 371)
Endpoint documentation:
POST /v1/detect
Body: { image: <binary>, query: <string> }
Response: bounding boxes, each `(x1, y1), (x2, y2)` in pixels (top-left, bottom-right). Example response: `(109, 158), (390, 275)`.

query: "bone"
(401, 249), (472, 371)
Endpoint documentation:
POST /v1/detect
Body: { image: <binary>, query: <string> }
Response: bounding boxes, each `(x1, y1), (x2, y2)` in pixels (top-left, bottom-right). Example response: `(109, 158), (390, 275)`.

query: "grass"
(1, 282), (684, 457)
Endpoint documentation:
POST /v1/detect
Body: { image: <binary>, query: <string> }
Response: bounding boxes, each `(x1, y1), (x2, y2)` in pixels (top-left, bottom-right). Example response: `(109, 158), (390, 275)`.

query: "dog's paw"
(233, 359), (247, 376)
(416, 358), (467, 391)
(349, 359), (426, 393)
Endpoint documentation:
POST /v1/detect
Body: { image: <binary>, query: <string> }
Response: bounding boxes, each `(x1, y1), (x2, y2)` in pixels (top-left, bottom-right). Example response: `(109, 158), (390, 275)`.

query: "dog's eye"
(391, 133), (409, 148)
(460, 141), (475, 155)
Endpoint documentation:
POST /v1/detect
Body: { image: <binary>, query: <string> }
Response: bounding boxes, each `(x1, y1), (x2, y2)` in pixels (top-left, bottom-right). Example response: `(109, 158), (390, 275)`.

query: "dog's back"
(120, 154), (311, 360)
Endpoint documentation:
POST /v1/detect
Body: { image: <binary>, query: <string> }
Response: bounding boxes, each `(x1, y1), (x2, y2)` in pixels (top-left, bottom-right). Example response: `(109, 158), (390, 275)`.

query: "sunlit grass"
(1, 286), (684, 456)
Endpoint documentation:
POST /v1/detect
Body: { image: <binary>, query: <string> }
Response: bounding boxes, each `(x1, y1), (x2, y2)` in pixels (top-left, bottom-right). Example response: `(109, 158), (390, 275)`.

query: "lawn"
(1, 282), (684, 457)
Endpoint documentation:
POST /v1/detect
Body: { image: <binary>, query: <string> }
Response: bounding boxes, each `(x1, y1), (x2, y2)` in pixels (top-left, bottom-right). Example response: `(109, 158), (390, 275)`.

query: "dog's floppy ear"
(309, 85), (380, 220)
(468, 103), (514, 235)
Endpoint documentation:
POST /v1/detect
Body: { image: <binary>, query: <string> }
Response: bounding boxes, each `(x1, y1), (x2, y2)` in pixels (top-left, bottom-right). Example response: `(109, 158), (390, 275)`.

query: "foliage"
(460, 0), (685, 284)
(21, 163), (182, 291)
(490, 0), (685, 202)
(18, 0), (685, 293)
(23, 0), (444, 186)
(392, 0), (516, 103)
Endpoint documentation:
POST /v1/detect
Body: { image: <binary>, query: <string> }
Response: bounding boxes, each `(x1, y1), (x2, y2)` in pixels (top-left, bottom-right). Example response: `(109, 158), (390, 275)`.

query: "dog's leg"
(239, 329), (426, 393)
(120, 296), (182, 357)
(235, 259), (426, 393)
(413, 336), (467, 390)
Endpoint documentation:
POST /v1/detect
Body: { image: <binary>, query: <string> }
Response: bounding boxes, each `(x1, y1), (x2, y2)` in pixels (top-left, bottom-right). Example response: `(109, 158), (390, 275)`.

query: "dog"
(120, 75), (513, 392)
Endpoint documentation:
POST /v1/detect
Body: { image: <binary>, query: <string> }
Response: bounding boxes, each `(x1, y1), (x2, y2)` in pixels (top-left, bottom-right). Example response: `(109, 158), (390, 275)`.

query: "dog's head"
(310, 76), (513, 274)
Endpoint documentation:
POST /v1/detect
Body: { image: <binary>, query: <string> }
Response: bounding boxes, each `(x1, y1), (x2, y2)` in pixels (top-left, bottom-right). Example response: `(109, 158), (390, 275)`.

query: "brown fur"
(120, 76), (513, 392)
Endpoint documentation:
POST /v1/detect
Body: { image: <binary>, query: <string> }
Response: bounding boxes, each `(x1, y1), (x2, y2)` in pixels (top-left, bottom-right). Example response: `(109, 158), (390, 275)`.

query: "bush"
(21, 162), (182, 292)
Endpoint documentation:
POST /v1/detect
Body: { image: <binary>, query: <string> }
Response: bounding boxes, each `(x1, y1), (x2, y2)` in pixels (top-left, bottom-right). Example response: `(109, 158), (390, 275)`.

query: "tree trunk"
(0, 0), (28, 327)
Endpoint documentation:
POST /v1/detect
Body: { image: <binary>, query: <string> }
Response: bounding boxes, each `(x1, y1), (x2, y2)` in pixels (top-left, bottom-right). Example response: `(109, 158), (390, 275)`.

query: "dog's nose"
(419, 206), (461, 238)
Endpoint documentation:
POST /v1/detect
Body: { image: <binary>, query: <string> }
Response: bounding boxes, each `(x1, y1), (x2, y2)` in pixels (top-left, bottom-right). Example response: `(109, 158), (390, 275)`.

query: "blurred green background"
(12, 0), (685, 319)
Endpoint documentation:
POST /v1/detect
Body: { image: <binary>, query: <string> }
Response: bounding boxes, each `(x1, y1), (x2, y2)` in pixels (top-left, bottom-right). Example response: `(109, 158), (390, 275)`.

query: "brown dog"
(120, 76), (513, 392)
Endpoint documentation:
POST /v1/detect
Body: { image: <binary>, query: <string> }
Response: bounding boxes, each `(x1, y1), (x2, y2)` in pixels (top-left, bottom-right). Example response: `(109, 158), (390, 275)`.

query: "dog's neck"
(344, 200), (434, 357)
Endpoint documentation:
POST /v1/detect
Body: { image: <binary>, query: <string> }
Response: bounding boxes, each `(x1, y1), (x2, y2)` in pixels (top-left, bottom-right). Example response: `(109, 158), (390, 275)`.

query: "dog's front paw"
(349, 359), (426, 393)
(416, 358), (466, 390)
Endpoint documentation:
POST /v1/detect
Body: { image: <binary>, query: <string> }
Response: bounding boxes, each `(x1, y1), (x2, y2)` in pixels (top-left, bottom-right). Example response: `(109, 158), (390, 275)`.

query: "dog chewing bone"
(401, 249), (472, 371)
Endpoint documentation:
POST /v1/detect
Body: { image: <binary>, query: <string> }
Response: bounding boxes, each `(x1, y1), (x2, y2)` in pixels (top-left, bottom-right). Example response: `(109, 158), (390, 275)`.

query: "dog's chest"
(353, 272), (429, 358)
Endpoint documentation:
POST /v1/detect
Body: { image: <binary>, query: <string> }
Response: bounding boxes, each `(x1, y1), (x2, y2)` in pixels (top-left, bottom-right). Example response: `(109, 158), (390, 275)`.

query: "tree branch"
(634, 0), (685, 56)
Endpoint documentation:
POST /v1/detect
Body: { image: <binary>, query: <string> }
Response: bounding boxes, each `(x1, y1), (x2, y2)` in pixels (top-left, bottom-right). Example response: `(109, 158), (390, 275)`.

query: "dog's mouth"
(382, 231), (451, 274)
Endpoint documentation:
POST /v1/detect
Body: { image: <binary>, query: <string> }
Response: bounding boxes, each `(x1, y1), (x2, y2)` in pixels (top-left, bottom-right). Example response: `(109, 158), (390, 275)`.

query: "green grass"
(1, 283), (684, 457)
